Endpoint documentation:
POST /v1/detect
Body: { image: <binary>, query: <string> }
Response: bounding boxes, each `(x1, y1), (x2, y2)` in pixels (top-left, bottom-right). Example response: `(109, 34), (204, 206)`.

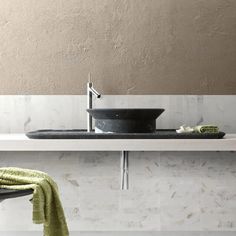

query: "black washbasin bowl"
(87, 108), (165, 133)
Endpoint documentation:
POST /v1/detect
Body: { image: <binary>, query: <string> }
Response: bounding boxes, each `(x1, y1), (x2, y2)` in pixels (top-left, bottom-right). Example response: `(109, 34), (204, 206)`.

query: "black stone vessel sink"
(87, 108), (165, 133)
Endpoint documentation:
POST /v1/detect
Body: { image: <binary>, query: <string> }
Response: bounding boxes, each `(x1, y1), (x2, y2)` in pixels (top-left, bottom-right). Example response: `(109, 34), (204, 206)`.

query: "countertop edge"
(0, 134), (235, 151)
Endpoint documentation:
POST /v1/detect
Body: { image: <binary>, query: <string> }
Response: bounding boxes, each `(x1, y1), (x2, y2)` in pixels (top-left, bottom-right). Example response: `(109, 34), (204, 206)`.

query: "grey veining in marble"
(1, 151), (236, 232)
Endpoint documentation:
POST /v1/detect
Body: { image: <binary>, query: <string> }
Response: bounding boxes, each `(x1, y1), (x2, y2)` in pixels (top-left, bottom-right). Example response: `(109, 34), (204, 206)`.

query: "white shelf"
(0, 134), (235, 151)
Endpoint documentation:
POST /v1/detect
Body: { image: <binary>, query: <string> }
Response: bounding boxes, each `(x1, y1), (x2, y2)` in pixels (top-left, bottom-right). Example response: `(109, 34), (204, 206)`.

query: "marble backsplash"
(0, 95), (235, 234)
(0, 95), (235, 133)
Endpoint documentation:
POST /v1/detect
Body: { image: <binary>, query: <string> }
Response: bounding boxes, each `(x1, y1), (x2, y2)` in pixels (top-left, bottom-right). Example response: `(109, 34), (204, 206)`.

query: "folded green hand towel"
(0, 167), (69, 236)
(194, 125), (219, 134)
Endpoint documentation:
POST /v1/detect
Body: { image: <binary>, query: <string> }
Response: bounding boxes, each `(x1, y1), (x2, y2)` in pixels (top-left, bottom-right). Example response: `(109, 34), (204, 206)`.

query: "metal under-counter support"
(120, 151), (129, 190)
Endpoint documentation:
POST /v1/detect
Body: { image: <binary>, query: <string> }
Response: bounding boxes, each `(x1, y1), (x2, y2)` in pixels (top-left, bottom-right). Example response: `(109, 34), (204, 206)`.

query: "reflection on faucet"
(87, 73), (101, 132)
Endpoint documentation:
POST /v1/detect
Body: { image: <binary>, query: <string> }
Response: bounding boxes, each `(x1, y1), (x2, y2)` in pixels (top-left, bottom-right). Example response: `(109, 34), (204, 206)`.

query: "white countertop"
(0, 134), (235, 151)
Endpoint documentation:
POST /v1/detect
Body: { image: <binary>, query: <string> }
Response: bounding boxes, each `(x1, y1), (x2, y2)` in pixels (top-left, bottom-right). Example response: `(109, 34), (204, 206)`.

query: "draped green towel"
(194, 125), (219, 134)
(0, 167), (69, 236)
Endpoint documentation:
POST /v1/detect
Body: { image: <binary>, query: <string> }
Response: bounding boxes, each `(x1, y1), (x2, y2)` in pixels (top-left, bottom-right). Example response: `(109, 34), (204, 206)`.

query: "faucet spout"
(89, 86), (101, 98)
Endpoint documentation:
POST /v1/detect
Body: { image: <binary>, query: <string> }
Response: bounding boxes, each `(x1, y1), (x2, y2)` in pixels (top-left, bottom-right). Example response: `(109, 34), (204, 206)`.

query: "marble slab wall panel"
(0, 95), (235, 234)
(0, 95), (235, 133)
(1, 151), (236, 233)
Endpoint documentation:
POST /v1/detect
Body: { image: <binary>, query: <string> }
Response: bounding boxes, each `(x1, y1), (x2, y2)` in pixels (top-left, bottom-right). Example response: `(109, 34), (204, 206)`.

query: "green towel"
(194, 125), (219, 134)
(0, 167), (69, 236)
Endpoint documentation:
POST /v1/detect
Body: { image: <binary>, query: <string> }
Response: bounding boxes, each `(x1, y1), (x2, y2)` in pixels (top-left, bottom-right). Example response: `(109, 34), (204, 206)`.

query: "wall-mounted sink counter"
(1, 133), (236, 190)
(0, 133), (235, 151)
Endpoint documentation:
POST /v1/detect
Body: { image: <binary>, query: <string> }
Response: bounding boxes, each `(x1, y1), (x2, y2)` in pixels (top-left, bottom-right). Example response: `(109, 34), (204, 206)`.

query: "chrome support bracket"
(120, 151), (129, 190)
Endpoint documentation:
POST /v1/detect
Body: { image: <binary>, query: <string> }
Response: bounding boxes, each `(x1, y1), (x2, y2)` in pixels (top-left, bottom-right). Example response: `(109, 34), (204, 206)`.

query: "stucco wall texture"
(0, 0), (236, 95)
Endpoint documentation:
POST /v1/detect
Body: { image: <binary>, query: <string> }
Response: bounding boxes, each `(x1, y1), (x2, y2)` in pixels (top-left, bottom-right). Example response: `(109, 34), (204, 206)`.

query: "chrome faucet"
(87, 73), (101, 132)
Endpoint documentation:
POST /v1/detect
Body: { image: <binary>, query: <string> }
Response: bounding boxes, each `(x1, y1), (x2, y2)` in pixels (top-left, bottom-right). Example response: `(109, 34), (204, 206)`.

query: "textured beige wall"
(0, 0), (236, 95)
